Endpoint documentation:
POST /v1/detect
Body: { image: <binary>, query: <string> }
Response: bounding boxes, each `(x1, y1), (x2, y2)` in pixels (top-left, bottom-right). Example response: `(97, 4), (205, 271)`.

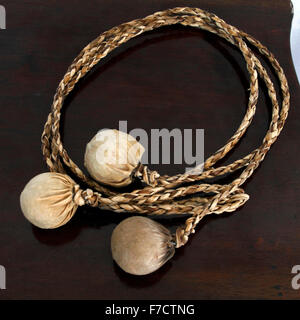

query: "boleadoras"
(20, 7), (290, 277)
(20, 130), (174, 275)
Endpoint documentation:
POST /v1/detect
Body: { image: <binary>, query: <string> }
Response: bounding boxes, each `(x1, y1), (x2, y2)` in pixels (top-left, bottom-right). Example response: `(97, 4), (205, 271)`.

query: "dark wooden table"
(0, 0), (299, 299)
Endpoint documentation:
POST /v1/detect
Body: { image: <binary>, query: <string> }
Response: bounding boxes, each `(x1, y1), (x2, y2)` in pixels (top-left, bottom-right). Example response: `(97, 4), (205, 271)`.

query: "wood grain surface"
(0, 0), (299, 299)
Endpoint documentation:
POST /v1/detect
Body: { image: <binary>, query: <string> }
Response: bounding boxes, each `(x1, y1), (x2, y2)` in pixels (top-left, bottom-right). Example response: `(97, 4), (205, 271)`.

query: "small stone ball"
(20, 172), (78, 229)
(84, 129), (145, 188)
(111, 216), (175, 275)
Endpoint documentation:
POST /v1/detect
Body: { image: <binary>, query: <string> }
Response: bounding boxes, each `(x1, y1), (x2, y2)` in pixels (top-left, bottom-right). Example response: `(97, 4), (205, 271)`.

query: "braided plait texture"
(41, 7), (290, 248)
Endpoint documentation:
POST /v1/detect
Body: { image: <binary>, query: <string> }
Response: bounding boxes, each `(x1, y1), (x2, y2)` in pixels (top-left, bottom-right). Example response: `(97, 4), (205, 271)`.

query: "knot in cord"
(72, 184), (85, 206)
(73, 185), (101, 207)
(134, 163), (160, 187)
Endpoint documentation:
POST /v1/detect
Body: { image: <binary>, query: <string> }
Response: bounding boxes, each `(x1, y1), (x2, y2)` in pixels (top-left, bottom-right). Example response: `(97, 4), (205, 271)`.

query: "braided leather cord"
(41, 7), (290, 247)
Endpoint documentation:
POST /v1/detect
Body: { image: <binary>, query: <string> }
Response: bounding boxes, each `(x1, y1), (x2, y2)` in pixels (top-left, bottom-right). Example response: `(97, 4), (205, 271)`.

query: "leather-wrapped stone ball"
(111, 216), (175, 275)
(20, 172), (80, 229)
(84, 129), (145, 188)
